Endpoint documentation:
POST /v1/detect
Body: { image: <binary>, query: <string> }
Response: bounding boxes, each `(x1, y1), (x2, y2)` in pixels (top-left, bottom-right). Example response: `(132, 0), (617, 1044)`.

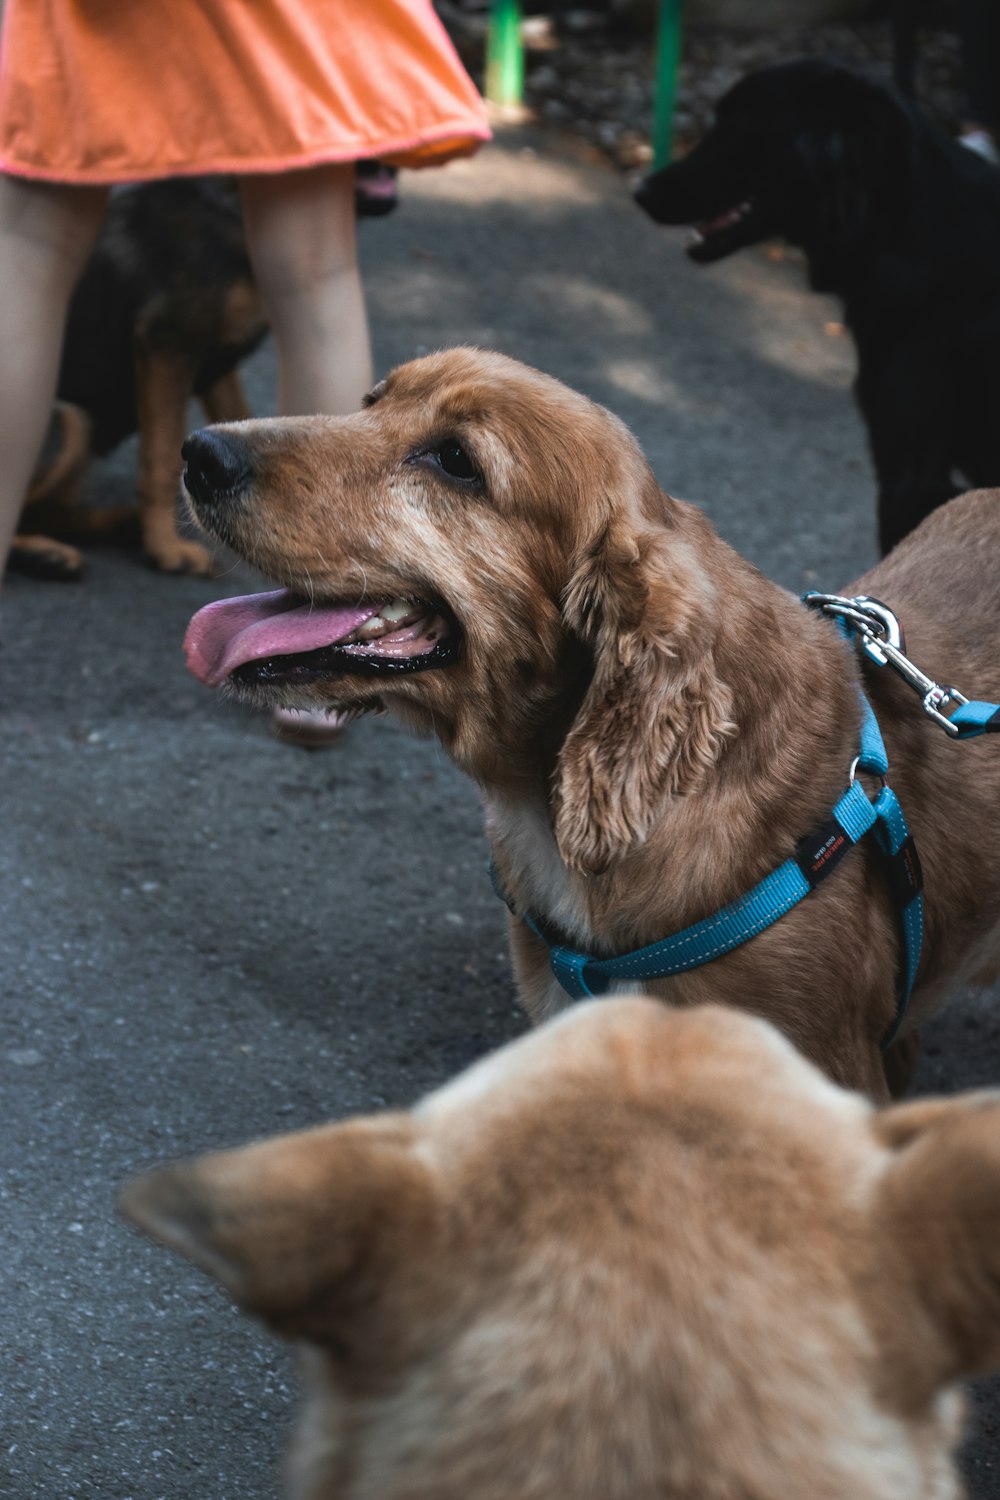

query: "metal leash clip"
(803, 591), (970, 736)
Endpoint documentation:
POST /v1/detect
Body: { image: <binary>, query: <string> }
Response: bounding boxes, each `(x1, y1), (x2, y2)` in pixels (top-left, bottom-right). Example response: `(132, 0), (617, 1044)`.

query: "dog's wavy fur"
(635, 58), (1000, 555)
(122, 998), (1000, 1500)
(184, 349), (1000, 1098)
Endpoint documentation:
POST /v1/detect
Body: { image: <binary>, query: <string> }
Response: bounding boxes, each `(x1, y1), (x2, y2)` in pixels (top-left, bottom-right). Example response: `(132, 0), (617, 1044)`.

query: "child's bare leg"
(239, 162), (373, 417)
(240, 163), (373, 744)
(0, 174), (108, 578)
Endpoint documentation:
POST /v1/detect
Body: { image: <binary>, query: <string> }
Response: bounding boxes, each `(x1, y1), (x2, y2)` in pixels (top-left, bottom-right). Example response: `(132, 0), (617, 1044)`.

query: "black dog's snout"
(633, 176), (654, 212)
(633, 172), (671, 224)
(181, 428), (254, 508)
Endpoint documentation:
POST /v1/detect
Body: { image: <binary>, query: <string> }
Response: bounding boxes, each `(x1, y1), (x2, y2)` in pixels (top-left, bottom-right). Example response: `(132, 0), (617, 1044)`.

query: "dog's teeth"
(334, 601), (422, 645)
(353, 601), (418, 641)
(355, 614), (387, 639)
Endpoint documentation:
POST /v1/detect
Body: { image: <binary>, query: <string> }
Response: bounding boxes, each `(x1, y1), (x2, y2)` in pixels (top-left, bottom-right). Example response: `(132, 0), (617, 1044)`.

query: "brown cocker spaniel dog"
(181, 349), (1000, 1098)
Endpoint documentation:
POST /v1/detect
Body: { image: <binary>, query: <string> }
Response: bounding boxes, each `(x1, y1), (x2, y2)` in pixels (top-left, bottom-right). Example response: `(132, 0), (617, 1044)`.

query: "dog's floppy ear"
(803, 72), (916, 268)
(876, 1091), (1000, 1386)
(554, 512), (735, 875)
(119, 1116), (437, 1339)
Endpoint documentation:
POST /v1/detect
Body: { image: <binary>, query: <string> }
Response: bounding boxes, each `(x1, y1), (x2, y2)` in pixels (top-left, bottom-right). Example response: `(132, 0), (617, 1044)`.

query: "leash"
(802, 592), (1000, 739)
(492, 592), (999, 1050)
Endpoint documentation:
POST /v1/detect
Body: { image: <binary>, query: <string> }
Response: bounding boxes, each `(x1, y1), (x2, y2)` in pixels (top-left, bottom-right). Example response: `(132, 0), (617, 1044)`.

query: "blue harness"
(492, 593), (1000, 1051)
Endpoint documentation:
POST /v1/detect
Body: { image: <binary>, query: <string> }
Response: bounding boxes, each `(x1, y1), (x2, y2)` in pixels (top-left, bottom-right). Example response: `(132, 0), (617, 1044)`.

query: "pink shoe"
(355, 162), (399, 218)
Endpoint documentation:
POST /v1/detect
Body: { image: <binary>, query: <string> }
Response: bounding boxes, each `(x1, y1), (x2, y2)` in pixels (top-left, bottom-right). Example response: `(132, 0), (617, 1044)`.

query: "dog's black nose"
(181, 428), (253, 508)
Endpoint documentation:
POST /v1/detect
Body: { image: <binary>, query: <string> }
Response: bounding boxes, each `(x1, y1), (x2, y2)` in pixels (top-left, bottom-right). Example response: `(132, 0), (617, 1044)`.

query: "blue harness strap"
(492, 615), (928, 1051)
(539, 771), (880, 1002)
(949, 701), (1000, 738)
(869, 786), (924, 1047)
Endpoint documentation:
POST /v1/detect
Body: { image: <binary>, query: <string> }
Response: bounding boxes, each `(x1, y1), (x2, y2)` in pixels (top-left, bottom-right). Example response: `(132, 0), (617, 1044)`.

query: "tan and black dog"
(9, 176), (268, 581)
(12, 168), (400, 582)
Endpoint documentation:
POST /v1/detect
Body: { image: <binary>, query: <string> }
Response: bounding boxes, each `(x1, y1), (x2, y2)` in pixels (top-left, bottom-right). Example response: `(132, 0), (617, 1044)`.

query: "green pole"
(652, 0), (683, 169)
(486, 0), (524, 110)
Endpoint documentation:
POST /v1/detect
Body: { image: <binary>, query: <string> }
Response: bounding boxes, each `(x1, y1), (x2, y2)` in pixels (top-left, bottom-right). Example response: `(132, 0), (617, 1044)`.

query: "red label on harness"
(884, 834), (924, 906)
(794, 818), (852, 888)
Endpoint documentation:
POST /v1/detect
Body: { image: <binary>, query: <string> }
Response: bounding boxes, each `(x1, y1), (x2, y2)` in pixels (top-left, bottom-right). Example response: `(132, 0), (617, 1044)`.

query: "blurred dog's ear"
(802, 71), (917, 267)
(119, 1116), (437, 1339)
(554, 514), (735, 875)
(877, 1092), (1000, 1387)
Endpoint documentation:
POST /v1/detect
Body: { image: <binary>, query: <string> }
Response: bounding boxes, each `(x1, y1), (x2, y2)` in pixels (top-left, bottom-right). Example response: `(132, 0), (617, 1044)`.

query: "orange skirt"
(0, 0), (491, 183)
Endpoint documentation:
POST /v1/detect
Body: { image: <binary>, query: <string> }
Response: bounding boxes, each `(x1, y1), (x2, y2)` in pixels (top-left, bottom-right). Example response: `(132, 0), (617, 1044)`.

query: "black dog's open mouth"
(635, 171), (770, 261)
(688, 199), (768, 262)
(184, 589), (459, 692)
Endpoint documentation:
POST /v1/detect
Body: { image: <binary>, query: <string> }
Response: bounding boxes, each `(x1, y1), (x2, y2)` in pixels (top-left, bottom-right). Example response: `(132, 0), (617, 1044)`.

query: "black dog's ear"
(800, 72), (917, 272)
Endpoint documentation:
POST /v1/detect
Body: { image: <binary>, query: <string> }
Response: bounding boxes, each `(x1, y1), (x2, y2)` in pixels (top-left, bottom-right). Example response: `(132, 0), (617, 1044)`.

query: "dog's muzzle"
(182, 428), (254, 511)
(633, 176), (667, 222)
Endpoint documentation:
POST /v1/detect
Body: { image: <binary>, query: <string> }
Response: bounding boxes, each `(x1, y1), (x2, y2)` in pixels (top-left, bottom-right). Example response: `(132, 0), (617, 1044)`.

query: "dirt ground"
(3, 58), (1000, 1500)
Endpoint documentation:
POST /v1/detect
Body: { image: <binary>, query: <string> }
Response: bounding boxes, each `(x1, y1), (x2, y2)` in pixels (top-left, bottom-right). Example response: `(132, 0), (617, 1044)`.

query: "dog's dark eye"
(433, 441), (478, 481)
(407, 438), (482, 487)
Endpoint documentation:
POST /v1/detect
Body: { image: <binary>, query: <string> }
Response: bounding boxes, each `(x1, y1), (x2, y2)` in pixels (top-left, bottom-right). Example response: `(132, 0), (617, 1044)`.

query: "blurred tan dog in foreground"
(122, 997), (1000, 1500)
(180, 350), (1000, 1100)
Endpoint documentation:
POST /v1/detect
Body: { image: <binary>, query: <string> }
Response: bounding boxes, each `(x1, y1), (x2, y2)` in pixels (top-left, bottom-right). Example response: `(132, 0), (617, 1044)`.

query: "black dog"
(635, 58), (1000, 554)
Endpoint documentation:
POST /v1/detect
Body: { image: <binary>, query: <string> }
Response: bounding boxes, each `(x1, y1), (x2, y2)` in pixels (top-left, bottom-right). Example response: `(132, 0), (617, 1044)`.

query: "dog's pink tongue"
(184, 589), (379, 688)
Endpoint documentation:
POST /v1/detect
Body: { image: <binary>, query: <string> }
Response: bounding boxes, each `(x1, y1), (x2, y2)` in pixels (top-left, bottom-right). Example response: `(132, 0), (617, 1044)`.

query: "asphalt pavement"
(3, 124), (999, 1498)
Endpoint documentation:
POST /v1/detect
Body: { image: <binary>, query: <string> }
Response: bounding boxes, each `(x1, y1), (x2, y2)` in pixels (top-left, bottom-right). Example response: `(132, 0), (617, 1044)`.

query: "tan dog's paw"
(144, 528), (218, 576)
(6, 533), (84, 581)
